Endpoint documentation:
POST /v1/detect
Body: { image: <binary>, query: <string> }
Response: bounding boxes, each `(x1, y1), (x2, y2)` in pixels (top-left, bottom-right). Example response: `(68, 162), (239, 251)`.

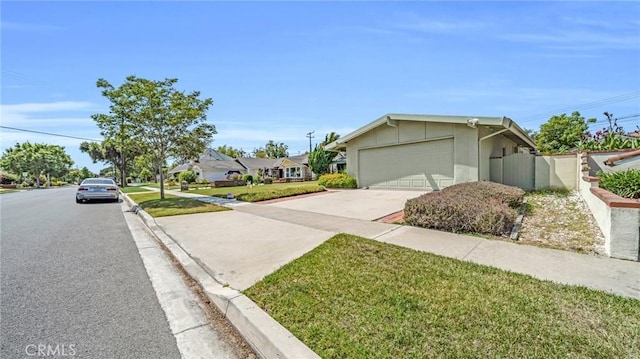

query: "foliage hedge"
(178, 170), (197, 184)
(598, 169), (640, 199)
(234, 185), (325, 202)
(404, 182), (525, 236)
(318, 173), (357, 189)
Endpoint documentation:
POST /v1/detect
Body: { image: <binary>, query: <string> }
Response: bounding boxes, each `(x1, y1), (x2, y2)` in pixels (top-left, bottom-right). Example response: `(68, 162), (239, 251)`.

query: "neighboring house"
(236, 153), (313, 181)
(329, 151), (347, 173)
(170, 149), (314, 183)
(235, 157), (279, 179)
(168, 149), (245, 182)
(273, 154), (312, 180)
(325, 113), (535, 190)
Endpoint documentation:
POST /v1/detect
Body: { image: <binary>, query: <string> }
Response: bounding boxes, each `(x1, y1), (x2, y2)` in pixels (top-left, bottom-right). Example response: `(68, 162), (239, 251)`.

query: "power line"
(517, 90), (640, 125)
(0, 125), (101, 142)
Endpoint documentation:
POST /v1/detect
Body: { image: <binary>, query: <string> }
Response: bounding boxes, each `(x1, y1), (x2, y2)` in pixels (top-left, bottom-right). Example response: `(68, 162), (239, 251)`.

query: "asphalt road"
(0, 187), (181, 358)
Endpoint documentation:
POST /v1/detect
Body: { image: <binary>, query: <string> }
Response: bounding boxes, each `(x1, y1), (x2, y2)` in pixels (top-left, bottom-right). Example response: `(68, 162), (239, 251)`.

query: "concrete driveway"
(155, 189), (420, 290)
(267, 189), (424, 220)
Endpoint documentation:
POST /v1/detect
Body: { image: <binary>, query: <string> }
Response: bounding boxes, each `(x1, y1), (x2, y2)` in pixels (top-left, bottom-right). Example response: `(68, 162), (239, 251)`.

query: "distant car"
(76, 178), (119, 203)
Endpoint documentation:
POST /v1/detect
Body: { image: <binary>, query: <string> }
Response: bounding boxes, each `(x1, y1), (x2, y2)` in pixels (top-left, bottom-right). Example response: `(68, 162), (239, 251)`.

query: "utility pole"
(306, 130), (315, 153)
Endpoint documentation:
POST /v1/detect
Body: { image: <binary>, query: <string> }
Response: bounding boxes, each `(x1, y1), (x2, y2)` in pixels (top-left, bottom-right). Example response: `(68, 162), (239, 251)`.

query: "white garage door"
(359, 139), (454, 190)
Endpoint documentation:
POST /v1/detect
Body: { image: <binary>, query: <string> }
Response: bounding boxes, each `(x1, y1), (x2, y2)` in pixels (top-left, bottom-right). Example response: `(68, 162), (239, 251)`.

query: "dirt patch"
(383, 190), (606, 256)
(518, 191), (605, 255)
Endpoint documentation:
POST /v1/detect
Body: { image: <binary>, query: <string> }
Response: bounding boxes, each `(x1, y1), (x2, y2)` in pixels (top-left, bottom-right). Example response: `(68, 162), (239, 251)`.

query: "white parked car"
(76, 178), (119, 203)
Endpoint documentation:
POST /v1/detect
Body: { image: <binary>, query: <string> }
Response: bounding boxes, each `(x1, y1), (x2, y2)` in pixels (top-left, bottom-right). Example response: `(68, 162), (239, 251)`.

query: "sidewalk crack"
(174, 323), (208, 336)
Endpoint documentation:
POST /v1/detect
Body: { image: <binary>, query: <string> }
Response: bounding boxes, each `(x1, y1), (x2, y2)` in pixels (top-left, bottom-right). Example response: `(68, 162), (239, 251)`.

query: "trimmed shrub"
(598, 169), (640, 199)
(404, 181), (524, 236)
(442, 181), (525, 208)
(178, 170), (197, 184)
(264, 177), (273, 184)
(0, 173), (18, 184)
(318, 173), (357, 189)
(243, 174), (254, 184)
(234, 185), (325, 202)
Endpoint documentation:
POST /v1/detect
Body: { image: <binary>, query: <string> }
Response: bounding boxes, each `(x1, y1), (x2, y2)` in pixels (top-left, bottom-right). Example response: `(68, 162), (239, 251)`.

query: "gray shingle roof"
(235, 157), (279, 170)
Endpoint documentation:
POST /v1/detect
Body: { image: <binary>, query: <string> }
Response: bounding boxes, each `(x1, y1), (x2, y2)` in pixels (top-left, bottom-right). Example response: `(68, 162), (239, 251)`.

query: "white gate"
(491, 153), (535, 189)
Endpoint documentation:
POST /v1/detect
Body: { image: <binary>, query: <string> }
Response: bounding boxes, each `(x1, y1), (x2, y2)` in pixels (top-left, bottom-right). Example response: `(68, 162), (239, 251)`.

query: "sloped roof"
(325, 113), (536, 150)
(236, 157), (279, 170)
(197, 158), (245, 172)
(168, 163), (191, 174)
(199, 148), (235, 161)
(288, 153), (309, 164)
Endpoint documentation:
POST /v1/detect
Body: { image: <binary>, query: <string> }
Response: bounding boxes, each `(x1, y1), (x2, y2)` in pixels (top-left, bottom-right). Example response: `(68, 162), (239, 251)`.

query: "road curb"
(121, 193), (320, 359)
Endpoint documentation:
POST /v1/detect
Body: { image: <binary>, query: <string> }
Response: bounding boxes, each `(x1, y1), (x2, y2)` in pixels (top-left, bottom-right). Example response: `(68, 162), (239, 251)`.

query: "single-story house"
(168, 149), (245, 182)
(273, 154), (312, 180)
(235, 157), (277, 179)
(236, 154), (313, 181)
(169, 150), (315, 183)
(325, 113), (535, 190)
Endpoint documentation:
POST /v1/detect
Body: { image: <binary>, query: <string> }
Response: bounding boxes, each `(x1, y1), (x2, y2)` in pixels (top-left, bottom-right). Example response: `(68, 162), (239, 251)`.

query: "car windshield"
(82, 179), (116, 185)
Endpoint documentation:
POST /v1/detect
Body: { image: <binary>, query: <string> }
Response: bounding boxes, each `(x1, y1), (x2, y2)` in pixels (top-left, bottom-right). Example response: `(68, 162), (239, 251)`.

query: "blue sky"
(1, 1), (639, 173)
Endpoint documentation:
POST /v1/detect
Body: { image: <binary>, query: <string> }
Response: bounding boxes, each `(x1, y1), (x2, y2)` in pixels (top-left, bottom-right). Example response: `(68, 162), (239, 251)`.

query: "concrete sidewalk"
(127, 186), (639, 358)
(145, 186), (640, 298)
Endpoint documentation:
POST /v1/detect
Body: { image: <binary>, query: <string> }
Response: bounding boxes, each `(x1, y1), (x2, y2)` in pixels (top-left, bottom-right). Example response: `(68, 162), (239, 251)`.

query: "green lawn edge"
(127, 192), (229, 217)
(245, 234), (640, 359)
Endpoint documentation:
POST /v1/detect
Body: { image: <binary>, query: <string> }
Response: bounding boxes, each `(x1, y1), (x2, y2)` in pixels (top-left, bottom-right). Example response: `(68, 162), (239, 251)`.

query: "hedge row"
(318, 173), (357, 188)
(404, 182), (525, 236)
(234, 185), (326, 202)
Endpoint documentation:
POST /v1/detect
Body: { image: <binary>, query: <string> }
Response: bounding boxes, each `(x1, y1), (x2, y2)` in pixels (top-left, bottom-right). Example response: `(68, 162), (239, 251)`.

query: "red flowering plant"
(579, 112), (639, 151)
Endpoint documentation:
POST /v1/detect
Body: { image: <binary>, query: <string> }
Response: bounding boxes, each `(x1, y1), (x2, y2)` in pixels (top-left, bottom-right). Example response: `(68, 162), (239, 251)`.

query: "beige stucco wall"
(534, 154), (579, 190)
(579, 176), (640, 261)
(453, 125), (479, 183)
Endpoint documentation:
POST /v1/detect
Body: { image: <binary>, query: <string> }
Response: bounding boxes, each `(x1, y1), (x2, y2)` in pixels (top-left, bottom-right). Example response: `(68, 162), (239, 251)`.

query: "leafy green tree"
(264, 140), (289, 158)
(308, 132), (341, 176)
(0, 142), (73, 187)
(65, 167), (95, 183)
(132, 154), (157, 183)
(535, 112), (596, 154)
(93, 76), (216, 199)
(252, 147), (267, 158)
(178, 169), (197, 183)
(138, 168), (153, 182)
(308, 147), (334, 176)
(80, 140), (142, 185)
(216, 145), (247, 158)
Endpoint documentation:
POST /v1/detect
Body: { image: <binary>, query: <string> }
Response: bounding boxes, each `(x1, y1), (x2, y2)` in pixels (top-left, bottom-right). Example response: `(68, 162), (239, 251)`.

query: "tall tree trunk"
(120, 156), (126, 187)
(158, 163), (165, 200)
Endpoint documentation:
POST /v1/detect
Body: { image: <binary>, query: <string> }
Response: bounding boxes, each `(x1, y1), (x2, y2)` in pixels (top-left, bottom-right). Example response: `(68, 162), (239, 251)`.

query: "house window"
(285, 167), (301, 178)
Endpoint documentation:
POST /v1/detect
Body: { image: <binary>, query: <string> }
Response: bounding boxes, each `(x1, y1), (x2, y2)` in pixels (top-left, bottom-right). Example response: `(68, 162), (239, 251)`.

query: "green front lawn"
(127, 192), (229, 217)
(245, 234), (640, 359)
(120, 186), (152, 193)
(190, 181), (322, 198)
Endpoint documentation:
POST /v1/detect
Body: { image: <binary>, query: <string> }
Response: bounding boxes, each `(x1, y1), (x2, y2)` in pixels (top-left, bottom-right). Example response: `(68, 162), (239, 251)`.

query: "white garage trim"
(358, 138), (454, 190)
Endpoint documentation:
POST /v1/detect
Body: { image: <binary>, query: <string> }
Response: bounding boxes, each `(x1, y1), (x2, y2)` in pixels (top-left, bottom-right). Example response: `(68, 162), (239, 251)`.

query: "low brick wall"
(579, 174), (640, 261)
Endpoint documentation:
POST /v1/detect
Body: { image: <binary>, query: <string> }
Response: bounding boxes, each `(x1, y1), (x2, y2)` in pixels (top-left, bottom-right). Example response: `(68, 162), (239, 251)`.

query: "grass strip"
(128, 192), (229, 217)
(245, 234), (640, 359)
(120, 186), (152, 193)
